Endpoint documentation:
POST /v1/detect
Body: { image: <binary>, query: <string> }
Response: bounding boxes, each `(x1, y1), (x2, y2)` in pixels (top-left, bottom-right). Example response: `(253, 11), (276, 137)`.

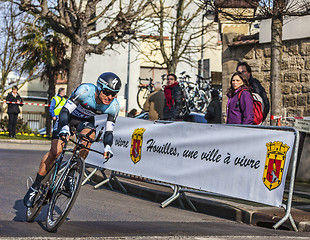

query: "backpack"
(249, 77), (269, 121)
(238, 89), (264, 125)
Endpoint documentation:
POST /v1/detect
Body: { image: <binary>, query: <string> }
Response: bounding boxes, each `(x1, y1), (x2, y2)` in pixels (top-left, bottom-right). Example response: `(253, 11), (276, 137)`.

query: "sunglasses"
(101, 89), (117, 97)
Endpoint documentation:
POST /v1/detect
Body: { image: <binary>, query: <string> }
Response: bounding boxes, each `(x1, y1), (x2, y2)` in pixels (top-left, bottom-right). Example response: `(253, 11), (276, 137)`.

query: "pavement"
(2, 139), (310, 232)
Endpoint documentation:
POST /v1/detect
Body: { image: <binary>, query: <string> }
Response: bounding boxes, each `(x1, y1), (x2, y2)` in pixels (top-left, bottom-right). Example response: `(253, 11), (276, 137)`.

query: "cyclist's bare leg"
(38, 139), (65, 176)
(24, 139), (65, 207)
(78, 128), (96, 159)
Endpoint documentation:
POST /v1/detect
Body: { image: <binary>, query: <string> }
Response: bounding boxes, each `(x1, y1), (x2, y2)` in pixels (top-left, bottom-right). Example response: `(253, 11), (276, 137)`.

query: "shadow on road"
(13, 199), (26, 222)
(13, 199), (49, 223)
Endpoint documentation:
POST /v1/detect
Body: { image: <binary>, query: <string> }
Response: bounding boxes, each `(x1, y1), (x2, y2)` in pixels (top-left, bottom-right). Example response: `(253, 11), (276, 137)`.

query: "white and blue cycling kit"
(53, 83), (119, 151)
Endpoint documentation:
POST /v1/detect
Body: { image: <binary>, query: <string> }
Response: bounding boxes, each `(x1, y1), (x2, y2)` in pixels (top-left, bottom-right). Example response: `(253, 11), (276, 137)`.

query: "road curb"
(88, 172), (310, 232)
(0, 139), (50, 144)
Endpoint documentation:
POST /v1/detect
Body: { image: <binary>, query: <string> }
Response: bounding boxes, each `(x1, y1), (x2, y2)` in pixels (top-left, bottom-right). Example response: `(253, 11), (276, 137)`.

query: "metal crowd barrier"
(83, 124), (300, 231)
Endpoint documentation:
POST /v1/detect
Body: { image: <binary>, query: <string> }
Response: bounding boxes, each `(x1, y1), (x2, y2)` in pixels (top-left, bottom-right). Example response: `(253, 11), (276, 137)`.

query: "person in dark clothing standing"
(163, 73), (184, 121)
(236, 62), (270, 121)
(6, 85), (23, 138)
(204, 89), (222, 123)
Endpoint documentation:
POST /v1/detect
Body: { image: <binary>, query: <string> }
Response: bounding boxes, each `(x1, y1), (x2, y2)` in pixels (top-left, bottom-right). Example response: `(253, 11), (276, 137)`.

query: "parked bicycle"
(26, 126), (107, 232)
(136, 77), (153, 110)
(136, 75), (167, 110)
(179, 72), (210, 113)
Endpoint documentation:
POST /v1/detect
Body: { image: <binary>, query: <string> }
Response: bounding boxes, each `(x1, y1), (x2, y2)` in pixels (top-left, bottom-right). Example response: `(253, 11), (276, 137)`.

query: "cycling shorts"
(52, 116), (95, 140)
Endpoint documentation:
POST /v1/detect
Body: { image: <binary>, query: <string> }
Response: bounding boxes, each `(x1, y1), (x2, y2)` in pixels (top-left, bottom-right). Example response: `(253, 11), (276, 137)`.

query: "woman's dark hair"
(12, 85), (18, 91)
(167, 73), (177, 81)
(226, 72), (249, 97)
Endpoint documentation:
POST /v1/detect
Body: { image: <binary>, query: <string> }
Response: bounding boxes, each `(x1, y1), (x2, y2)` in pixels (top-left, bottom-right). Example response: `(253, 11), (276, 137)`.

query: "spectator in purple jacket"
(226, 72), (254, 125)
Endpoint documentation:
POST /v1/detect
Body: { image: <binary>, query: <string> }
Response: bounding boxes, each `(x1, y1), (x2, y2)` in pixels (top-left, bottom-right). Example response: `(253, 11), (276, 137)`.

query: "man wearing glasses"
(24, 72), (121, 207)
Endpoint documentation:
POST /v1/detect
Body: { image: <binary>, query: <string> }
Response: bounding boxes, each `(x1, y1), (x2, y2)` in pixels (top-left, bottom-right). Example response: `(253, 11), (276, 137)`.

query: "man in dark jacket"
(237, 62), (270, 121)
(6, 85), (23, 138)
(204, 89), (222, 123)
(163, 73), (184, 121)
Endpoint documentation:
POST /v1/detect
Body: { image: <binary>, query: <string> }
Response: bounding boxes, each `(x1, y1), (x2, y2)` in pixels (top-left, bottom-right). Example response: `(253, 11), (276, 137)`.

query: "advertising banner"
(86, 116), (296, 207)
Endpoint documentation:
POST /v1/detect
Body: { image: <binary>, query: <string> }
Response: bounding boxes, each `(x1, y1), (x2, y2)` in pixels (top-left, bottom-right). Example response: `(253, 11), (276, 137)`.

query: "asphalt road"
(1, 143), (310, 239)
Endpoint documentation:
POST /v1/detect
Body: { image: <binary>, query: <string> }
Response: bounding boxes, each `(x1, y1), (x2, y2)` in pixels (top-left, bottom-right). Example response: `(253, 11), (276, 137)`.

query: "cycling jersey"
(66, 83), (119, 119)
(54, 83), (119, 148)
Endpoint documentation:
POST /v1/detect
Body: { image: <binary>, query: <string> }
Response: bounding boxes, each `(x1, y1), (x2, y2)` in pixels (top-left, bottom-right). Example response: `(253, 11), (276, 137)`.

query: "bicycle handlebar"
(69, 138), (105, 156)
(66, 126), (109, 159)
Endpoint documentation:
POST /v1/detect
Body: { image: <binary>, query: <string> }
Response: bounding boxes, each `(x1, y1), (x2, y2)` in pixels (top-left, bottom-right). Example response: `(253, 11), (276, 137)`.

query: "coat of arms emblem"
(130, 128), (146, 164)
(263, 141), (290, 191)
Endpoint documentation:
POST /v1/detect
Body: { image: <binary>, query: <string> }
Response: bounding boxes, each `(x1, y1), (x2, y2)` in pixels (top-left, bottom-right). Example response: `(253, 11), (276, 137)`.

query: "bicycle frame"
(44, 128), (104, 203)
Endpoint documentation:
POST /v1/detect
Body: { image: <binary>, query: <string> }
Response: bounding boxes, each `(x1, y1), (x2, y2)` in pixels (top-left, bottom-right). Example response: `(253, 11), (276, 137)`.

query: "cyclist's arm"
(103, 114), (116, 158)
(56, 103), (73, 137)
(56, 87), (84, 136)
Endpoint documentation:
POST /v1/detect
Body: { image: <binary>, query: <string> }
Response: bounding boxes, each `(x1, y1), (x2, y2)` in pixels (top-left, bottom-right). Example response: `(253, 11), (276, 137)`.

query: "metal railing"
(0, 111), (46, 131)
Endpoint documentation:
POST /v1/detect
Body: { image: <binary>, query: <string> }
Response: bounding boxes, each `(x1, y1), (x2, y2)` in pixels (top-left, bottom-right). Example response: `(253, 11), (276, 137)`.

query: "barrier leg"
(111, 171), (127, 193)
(101, 170), (113, 190)
(289, 212), (298, 231)
(82, 168), (98, 186)
(94, 178), (111, 189)
(177, 197), (185, 209)
(273, 204), (298, 231)
(161, 185), (180, 208)
(273, 130), (300, 232)
(93, 169), (113, 190)
(181, 191), (197, 212)
(111, 174), (127, 193)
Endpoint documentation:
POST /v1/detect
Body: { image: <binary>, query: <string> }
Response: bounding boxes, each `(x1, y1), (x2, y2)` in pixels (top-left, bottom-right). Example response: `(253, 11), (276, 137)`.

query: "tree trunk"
(67, 43), (87, 95)
(45, 68), (56, 136)
(270, 16), (283, 126)
(168, 63), (177, 74)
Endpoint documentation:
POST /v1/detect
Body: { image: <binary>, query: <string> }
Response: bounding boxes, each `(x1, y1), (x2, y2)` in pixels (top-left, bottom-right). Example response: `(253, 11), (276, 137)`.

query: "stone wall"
(222, 33), (310, 181)
(222, 33), (310, 125)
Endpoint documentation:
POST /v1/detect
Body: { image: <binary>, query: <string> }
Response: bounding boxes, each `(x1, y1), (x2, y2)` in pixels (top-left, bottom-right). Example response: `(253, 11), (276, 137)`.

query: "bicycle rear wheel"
(45, 157), (85, 232)
(137, 87), (150, 110)
(26, 166), (55, 222)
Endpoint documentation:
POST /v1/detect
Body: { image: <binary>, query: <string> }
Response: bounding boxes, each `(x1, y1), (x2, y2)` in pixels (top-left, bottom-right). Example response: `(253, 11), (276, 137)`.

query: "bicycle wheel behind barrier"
(137, 87), (150, 110)
(45, 157), (84, 232)
(194, 90), (209, 112)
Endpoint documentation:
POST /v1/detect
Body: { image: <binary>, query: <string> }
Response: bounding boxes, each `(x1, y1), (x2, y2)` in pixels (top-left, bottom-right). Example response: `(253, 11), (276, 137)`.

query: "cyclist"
(23, 72), (121, 207)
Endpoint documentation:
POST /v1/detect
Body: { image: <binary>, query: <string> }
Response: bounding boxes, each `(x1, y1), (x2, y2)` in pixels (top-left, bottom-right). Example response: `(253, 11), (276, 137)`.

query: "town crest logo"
(263, 141), (290, 191)
(130, 128), (146, 164)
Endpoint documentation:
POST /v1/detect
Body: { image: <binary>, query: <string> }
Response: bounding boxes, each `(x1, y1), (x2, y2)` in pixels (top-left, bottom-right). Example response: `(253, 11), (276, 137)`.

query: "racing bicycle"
(25, 126), (106, 232)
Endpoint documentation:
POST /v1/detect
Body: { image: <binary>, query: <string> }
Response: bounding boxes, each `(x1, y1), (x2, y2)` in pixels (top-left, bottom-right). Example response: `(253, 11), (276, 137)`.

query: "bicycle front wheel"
(137, 87), (150, 110)
(46, 157), (85, 232)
